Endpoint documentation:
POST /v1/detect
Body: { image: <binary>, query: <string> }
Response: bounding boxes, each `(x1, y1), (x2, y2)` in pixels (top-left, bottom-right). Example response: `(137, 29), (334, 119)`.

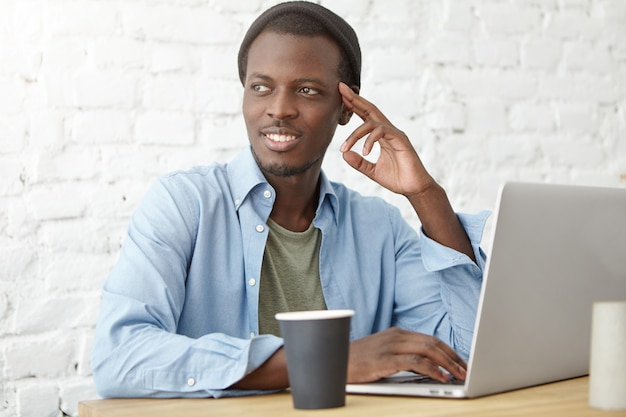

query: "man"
(92, 1), (488, 398)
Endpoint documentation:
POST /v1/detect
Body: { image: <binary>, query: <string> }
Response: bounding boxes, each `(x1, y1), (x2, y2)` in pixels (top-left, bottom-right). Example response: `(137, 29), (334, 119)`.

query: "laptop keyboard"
(379, 373), (465, 386)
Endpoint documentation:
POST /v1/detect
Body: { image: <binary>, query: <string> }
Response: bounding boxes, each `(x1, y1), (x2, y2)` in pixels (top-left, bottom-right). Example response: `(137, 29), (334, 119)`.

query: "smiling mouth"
(265, 133), (298, 143)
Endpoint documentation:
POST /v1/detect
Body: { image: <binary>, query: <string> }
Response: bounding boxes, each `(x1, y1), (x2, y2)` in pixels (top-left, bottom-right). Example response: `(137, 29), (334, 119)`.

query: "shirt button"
(234, 198), (240, 205)
(256, 224), (265, 233)
(248, 278), (256, 286)
(187, 377), (196, 387)
(250, 332), (256, 338)
(263, 190), (272, 198)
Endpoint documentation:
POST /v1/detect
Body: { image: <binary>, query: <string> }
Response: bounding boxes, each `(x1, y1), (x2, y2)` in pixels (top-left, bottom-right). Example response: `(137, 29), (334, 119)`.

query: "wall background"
(1, 0), (624, 415)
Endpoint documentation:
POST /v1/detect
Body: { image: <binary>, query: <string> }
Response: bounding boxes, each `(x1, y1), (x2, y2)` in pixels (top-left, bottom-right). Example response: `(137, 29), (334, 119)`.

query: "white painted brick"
(200, 116), (248, 150)
(425, 34), (472, 65)
(369, 48), (421, 80)
(72, 110), (131, 145)
(0, 77), (26, 113)
(522, 37), (562, 70)
(135, 111), (195, 145)
(100, 145), (159, 182)
(46, 1), (118, 37)
(39, 218), (123, 254)
(24, 183), (93, 221)
(6, 337), (76, 379)
(474, 39), (519, 68)
(445, 68), (538, 99)
(465, 100), (508, 134)
(443, 2), (474, 32)
(366, 81), (421, 119)
(478, 3), (542, 35)
(72, 70), (137, 108)
(563, 42), (613, 74)
(0, 114), (26, 154)
(540, 136), (607, 167)
(45, 253), (114, 293)
(30, 147), (100, 183)
(89, 180), (147, 219)
(0, 40), (42, 80)
(6, 198), (38, 239)
(41, 38), (89, 70)
(122, 3), (240, 44)
(150, 43), (199, 74)
(60, 378), (101, 416)
(0, 156), (24, 196)
(510, 103), (556, 132)
(28, 110), (65, 149)
(556, 103), (596, 135)
(75, 331), (95, 377)
(92, 38), (147, 70)
(144, 75), (195, 111)
(424, 102), (467, 132)
(200, 46), (239, 80)
(12, 1), (43, 41)
(14, 296), (100, 335)
(16, 382), (60, 417)
(195, 79), (242, 114)
(546, 10), (603, 40)
(40, 70), (73, 107)
(538, 75), (620, 103)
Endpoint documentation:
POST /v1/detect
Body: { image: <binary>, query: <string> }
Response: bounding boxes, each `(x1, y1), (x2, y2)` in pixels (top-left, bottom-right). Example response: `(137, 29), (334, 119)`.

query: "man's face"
(242, 30), (347, 178)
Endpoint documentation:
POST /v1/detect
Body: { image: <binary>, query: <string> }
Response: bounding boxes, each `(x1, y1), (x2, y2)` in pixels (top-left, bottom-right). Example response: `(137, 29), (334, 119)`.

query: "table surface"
(79, 377), (626, 417)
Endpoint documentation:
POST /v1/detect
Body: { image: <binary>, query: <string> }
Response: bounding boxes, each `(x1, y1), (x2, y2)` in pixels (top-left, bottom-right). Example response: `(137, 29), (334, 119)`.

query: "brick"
(6, 337), (76, 378)
(43, 38), (90, 70)
(199, 46), (239, 80)
(150, 43), (199, 74)
(24, 183), (93, 221)
(93, 38), (147, 70)
(546, 10), (603, 40)
(443, 2), (474, 32)
(31, 147), (100, 183)
(556, 103), (596, 135)
(0, 156), (24, 196)
(72, 110), (131, 144)
(16, 382), (60, 417)
(0, 77), (26, 113)
(0, 243), (36, 282)
(39, 218), (123, 254)
(465, 100), (508, 134)
(122, 4), (240, 44)
(200, 116), (248, 150)
(509, 103), (556, 132)
(60, 378), (101, 416)
(28, 110), (65, 149)
(445, 68), (538, 99)
(0, 40), (42, 79)
(14, 296), (100, 335)
(195, 79), (242, 114)
(46, 1), (118, 37)
(522, 37), (562, 70)
(45, 253), (115, 293)
(12, 1), (43, 41)
(538, 75), (620, 103)
(479, 3), (542, 35)
(563, 42), (613, 74)
(425, 34), (472, 65)
(474, 39), (519, 68)
(72, 70), (137, 108)
(143, 75), (195, 111)
(135, 111), (195, 145)
(424, 102), (467, 132)
(540, 136), (607, 167)
(0, 114), (26, 154)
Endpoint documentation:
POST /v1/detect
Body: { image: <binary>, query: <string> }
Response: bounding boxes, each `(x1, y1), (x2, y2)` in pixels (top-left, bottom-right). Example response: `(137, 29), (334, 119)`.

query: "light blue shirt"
(92, 147), (489, 398)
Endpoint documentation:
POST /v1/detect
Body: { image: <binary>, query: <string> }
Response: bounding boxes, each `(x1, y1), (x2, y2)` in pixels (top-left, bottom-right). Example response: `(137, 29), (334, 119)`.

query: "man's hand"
(347, 327), (467, 384)
(338, 82), (436, 198)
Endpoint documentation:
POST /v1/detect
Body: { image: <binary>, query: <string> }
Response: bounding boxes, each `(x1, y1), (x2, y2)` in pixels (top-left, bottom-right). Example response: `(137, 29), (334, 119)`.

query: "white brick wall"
(1, 0), (625, 416)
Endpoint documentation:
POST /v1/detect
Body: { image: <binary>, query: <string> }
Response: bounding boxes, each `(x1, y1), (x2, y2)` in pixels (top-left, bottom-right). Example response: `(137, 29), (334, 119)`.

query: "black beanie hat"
(237, 1), (361, 88)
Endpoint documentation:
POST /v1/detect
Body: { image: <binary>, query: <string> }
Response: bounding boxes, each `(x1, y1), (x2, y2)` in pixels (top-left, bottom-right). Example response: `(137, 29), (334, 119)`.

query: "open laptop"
(346, 181), (626, 398)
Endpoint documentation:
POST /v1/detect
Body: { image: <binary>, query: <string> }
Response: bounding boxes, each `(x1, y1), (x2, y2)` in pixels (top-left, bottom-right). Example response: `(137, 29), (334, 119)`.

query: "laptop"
(346, 181), (626, 398)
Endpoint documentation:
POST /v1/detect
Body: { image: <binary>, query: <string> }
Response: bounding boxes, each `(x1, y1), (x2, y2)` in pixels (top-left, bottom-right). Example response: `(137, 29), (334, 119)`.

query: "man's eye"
(252, 84), (270, 93)
(300, 87), (320, 96)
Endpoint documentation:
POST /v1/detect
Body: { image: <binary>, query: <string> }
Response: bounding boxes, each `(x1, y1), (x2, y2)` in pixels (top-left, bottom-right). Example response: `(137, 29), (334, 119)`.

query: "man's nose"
(267, 89), (298, 120)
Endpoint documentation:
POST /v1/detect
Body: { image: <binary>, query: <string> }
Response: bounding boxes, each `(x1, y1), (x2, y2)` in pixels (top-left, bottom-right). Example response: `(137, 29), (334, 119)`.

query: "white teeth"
(266, 133), (296, 143)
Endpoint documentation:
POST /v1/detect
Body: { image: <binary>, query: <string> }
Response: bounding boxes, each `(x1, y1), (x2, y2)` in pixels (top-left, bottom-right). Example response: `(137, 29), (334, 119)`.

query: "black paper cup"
(275, 309), (355, 409)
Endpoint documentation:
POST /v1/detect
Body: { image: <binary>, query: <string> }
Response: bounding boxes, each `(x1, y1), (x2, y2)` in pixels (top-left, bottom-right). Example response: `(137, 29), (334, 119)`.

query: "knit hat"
(237, 1), (361, 88)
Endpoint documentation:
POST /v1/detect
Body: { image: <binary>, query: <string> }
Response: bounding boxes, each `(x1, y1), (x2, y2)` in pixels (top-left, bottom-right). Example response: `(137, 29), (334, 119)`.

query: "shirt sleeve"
(392, 211), (491, 360)
(91, 177), (283, 398)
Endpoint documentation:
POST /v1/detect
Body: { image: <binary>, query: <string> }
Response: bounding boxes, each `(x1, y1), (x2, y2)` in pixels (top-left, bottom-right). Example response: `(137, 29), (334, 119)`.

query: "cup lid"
(275, 309), (355, 321)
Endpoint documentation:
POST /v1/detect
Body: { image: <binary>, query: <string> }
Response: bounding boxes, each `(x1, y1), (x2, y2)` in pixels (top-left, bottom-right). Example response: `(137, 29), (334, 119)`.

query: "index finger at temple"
(339, 82), (391, 124)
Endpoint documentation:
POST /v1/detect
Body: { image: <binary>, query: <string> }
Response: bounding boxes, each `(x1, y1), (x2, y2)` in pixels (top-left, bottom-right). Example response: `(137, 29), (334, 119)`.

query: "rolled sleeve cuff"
(421, 211), (491, 272)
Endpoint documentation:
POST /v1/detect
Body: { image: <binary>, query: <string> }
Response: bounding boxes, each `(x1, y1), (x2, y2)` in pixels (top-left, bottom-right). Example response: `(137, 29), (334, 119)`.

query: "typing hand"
(347, 327), (467, 384)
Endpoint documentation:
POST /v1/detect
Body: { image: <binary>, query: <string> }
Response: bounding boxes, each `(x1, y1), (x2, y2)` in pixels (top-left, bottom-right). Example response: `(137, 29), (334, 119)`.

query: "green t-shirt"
(258, 218), (327, 337)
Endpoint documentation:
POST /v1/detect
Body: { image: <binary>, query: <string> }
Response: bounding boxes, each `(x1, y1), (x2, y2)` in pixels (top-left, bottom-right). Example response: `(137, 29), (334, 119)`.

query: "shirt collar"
(227, 146), (340, 224)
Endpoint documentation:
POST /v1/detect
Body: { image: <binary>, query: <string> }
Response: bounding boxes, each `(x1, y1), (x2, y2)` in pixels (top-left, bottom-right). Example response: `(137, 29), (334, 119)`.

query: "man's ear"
(339, 84), (360, 125)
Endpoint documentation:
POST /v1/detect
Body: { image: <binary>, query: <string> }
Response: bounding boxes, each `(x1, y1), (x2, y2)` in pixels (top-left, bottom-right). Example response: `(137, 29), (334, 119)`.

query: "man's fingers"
(339, 82), (390, 124)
